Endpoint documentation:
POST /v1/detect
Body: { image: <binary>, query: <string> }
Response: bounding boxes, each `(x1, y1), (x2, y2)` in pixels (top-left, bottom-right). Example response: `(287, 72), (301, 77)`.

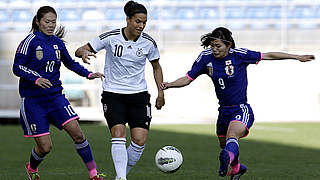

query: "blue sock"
(225, 137), (239, 163)
(75, 139), (97, 177)
(30, 148), (44, 170)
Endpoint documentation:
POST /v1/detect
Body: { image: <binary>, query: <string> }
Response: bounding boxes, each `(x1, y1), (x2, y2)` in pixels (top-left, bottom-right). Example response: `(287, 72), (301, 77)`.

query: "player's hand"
(82, 50), (96, 65)
(155, 96), (165, 110)
(88, 72), (105, 81)
(160, 82), (169, 90)
(297, 55), (315, 62)
(36, 78), (52, 89)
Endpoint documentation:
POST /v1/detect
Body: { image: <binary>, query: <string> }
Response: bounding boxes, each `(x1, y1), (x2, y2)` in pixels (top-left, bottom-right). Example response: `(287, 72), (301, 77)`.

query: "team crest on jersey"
(30, 124), (37, 133)
(207, 62), (213, 76)
(136, 48), (143, 57)
(35, 46), (43, 60)
(225, 60), (234, 76)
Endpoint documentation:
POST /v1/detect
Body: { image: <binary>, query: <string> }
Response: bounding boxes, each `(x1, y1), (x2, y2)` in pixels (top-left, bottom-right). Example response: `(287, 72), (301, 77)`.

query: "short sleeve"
(234, 48), (262, 64)
(89, 36), (107, 53)
(147, 44), (160, 61)
(186, 52), (208, 80)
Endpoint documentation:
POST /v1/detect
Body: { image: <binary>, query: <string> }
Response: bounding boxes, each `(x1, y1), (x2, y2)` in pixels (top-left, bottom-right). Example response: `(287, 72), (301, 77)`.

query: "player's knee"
(72, 133), (85, 143)
(111, 124), (127, 138)
(131, 136), (147, 146)
(37, 144), (52, 155)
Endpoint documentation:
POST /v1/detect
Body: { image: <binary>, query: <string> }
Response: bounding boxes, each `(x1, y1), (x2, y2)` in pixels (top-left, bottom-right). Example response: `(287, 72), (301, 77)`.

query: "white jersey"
(89, 28), (160, 94)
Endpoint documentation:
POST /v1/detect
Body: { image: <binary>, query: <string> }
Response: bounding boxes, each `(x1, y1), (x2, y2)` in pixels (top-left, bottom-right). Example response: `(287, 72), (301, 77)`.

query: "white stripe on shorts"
(21, 97), (32, 135)
(240, 104), (249, 126)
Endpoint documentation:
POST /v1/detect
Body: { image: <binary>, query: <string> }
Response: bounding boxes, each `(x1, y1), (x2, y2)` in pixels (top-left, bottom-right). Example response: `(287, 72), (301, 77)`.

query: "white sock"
(111, 138), (127, 180)
(126, 141), (145, 175)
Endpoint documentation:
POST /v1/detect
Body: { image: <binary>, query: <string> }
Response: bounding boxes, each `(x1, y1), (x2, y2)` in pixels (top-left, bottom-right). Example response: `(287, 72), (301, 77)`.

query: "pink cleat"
(90, 173), (106, 180)
(25, 162), (40, 180)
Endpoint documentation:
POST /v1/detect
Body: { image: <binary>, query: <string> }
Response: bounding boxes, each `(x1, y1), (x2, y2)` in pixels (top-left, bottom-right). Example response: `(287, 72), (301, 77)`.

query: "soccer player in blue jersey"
(75, 1), (165, 180)
(160, 27), (314, 180)
(12, 6), (105, 180)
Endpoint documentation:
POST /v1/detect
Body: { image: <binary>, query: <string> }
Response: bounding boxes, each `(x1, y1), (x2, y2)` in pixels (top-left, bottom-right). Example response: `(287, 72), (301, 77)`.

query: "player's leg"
(51, 94), (104, 179)
(102, 91), (128, 180)
(126, 128), (148, 175)
(26, 135), (52, 180)
(218, 136), (226, 149)
(20, 97), (51, 180)
(219, 121), (246, 177)
(126, 91), (151, 175)
(110, 124), (128, 180)
(221, 104), (254, 178)
(63, 120), (104, 179)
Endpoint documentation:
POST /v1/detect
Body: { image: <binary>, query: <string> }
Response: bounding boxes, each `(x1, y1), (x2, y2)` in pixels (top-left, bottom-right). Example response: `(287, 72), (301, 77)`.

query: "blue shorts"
(20, 92), (79, 137)
(216, 104), (254, 138)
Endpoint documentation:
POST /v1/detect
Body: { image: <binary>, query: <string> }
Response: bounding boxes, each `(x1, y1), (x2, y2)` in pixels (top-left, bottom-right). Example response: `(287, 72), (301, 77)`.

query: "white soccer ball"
(155, 145), (183, 173)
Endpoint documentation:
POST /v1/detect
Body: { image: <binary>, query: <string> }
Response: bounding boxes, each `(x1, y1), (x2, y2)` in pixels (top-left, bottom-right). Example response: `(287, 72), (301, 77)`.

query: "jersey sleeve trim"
(256, 52), (263, 64)
(186, 73), (194, 81)
(87, 72), (93, 78)
(149, 58), (159, 62)
(35, 78), (40, 85)
(260, 52), (263, 60)
(87, 43), (97, 53)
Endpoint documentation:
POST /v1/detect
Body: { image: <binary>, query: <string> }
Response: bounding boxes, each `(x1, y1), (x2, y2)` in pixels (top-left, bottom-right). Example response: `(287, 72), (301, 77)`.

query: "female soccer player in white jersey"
(160, 27), (314, 180)
(13, 6), (105, 180)
(75, 1), (165, 180)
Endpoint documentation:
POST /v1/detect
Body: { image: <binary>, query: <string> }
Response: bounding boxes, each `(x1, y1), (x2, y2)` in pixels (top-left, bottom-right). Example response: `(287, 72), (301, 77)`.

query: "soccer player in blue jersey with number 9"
(160, 27), (314, 180)
(13, 6), (105, 180)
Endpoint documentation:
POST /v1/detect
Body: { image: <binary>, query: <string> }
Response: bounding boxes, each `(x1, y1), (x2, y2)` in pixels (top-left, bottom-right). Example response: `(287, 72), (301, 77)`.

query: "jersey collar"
(34, 31), (52, 40)
(121, 27), (140, 42)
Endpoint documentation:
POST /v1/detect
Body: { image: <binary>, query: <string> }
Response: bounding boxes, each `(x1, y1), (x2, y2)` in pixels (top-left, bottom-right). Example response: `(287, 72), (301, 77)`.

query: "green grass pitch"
(1, 122), (320, 180)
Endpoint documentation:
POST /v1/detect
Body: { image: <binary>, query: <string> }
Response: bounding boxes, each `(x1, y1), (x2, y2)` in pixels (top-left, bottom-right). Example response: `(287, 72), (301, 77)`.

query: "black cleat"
(218, 149), (230, 177)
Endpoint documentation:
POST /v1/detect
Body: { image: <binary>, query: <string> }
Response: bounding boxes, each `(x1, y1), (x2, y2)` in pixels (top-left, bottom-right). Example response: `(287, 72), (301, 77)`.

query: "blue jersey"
(13, 31), (91, 97)
(187, 48), (262, 106)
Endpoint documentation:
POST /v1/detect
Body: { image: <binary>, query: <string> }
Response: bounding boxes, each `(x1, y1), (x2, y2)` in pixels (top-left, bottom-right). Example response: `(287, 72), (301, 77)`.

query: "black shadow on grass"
(0, 124), (319, 180)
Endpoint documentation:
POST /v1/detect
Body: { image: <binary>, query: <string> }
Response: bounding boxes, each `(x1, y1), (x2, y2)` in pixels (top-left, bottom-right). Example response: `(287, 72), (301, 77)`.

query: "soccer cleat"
(25, 162), (40, 180)
(229, 164), (247, 180)
(218, 149), (230, 177)
(114, 178), (125, 180)
(90, 173), (106, 180)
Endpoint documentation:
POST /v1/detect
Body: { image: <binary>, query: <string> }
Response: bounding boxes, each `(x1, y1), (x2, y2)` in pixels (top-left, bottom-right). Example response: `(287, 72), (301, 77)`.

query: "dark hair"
(30, 6), (65, 39)
(124, 0), (147, 18)
(200, 27), (235, 49)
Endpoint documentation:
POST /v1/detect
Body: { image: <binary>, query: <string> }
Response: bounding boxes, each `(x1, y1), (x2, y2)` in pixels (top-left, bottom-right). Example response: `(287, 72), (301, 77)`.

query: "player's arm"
(150, 59), (165, 110)
(262, 52), (315, 62)
(160, 76), (192, 90)
(75, 43), (97, 65)
(62, 43), (104, 80)
(13, 42), (52, 89)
